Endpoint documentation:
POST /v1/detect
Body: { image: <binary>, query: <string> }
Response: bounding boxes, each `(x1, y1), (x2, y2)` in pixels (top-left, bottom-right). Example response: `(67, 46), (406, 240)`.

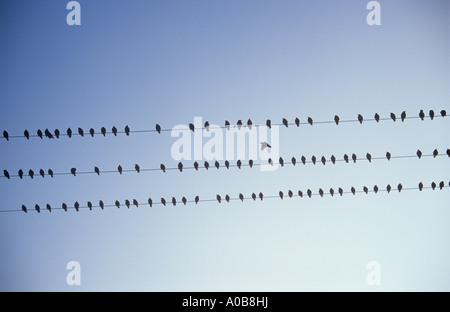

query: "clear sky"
(0, 0), (449, 291)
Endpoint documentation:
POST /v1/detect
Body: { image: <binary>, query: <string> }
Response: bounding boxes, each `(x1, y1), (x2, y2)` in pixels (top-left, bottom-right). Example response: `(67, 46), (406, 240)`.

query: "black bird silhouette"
(397, 183), (403, 192)
(225, 160), (230, 169)
(358, 114), (363, 124)
(311, 156), (316, 165)
(216, 195), (221, 203)
(94, 166), (100, 175)
(248, 160), (253, 168)
(334, 115), (340, 125)
(37, 129), (43, 139)
(118, 165), (123, 175)
(279, 191), (284, 199)
(419, 110), (425, 120)
(126, 199), (133, 208)
(87, 202), (92, 211)
(429, 110), (435, 120)
(298, 190), (303, 198)
(212, 161), (219, 169)
(54, 129), (60, 139)
(62, 203), (68, 212)
(155, 124), (161, 134)
(133, 199), (139, 207)
(71, 168), (76, 176)
(301, 156), (306, 165)
(193, 162), (199, 171)
(66, 128), (72, 138)
(352, 154), (357, 163)
(447, 149), (450, 157)
(89, 128), (95, 137)
(99, 200), (104, 210)
(29, 169), (34, 179)
(291, 157), (296, 166)
(148, 198), (153, 207)
(331, 155), (336, 164)
(433, 149), (438, 158)
(431, 182), (436, 190)
(295, 117), (300, 127)
(160, 164), (166, 172)
(237, 120), (243, 130)
(204, 121), (210, 131)
(319, 189), (324, 197)
(161, 198), (167, 206)
(307, 117), (313, 125)
(189, 123), (195, 132)
(279, 157), (284, 167)
(418, 182), (424, 191)
(44, 129), (53, 139)
(266, 119), (271, 129)
(239, 193), (244, 202)
(386, 184), (391, 193)
(3, 170), (10, 179)
(2, 130), (8, 141)
(366, 153), (372, 163)
(259, 192), (264, 200)
(204, 161), (209, 170)
(386, 152), (391, 161)
(22, 205), (27, 213)
(267, 158), (273, 166)
(282, 118), (288, 128)
(237, 160), (242, 169)
(329, 188), (334, 197)
(178, 162), (183, 172)
(374, 113), (380, 123)
(225, 120), (230, 130)
(321, 156), (326, 165)
(247, 119), (253, 129)
(124, 125), (130, 136)
(401, 111), (407, 122)
(78, 128), (84, 137)
(24, 130), (30, 140)
(344, 154), (349, 163)
(46, 204), (52, 212)
(48, 169), (54, 178)
(439, 181), (444, 190)
(35, 204), (41, 213)
(363, 186), (368, 194)
(373, 185), (379, 194)
(74, 202), (80, 211)
(135, 164), (140, 173)
(18, 169), (23, 179)
(195, 196), (199, 204)
(390, 112), (396, 122)
(351, 187), (356, 195)
(172, 197), (176, 206)
(101, 127), (107, 136)
(417, 149), (422, 159)
(288, 190), (293, 198)
(39, 169), (45, 178)
(115, 200), (120, 208)
(182, 197), (187, 205)
(112, 126), (118, 136)
(441, 110), (447, 117)
(307, 189), (312, 198)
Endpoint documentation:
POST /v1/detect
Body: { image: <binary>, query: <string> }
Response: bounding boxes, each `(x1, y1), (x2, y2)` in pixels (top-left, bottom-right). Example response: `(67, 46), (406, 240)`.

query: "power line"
(1, 150), (448, 180)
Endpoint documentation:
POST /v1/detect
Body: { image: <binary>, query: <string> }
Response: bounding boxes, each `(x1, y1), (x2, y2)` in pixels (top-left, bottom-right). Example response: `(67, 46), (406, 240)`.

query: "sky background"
(0, 0), (449, 291)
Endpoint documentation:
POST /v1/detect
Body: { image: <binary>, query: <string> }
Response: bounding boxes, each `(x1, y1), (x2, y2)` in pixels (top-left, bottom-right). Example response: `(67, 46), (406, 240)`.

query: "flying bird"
(373, 185), (379, 194)
(279, 157), (284, 167)
(247, 119), (253, 129)
(401, 111), (407, 122)
(321, 156), (326, 165)
(29, 169), (34, 179)
(307, 117), (313, 125)
(155, 124), (161, 134)
(298, 190), (303, 198)
(204, 121), (210, 131)
(366, 153), (372, 163)
(48, 169), (54, 178)
(237, 120), (243, 129)
(295, 117), (300, 127)
(22, 205), (27, 213)
(195, 196), (199, 204)
(429, 110), (435, 120)
(374, 113), (380, 123)
(237, 160), (242, 169)
(89, 128), (95, 137)
(148, 198), (153, 207)
(329, 188), (334, 197)
(71, 168), (76, 176)
(331, 155), (336, 164)
(3, 170), (10, 179)
(124, 125), (130, 136)
(193, 162), (199, 171)
(351, 187), (356, 195)
(282, 118), (288, 128)
(397, 183), (403, 192)
(344, 154), (349, 163)
(74, 202), (80, 212)
(352, 153), (357, 163)
(161, 198), (166, 206)
(87, 202), (92, 211)
(189, 123), (195, 132)
(386, 184), (391, 193)
(2, 130), (8, 141)
(259, 192), (264, 200)
(358, 114), (363, 124)
(24, 130), (30, 140)
(318, 189), (324, 197)
(239, 193), (244, 202)
(35, 204), (41, 213)
(67, 128), (72, 138)
(37, 129), (43, 139)
(417, 149), (422, 159)
(178, 162), (183, 172)
(301, 156), (306, 165)
(441, 110), (446, 117)
(62, 203), (68, 212)
(216, 195), (221, 203)
(135, 164), (140, 173)
(54, 129), (60, 139)
(118, 165), (123, 175)
(418, 182), (423, 191)
(291, 157), (296, 166)
(419, 110), (425, 120)
(99, 200), (104, 210)
(182, 197), (187, 205)
(215, 161), (220, 169)
(334, 115), (339, 125)
(260, 142), (271, 151)
(225, 120), (230, 130)
(266, 119), (271, 129)
(78, 127), (84, 137)
(172, 197), (176, 206)
(311, 156), (316, 165)
(431, 182), (436, 190)
(39, 169), (45, 178)
(386, 152), (391, 161)
(363, 186), (368, 194)
(307, 189), (312, 198)
(94, 167), (100, 175)
(115, 200), (120, 208)
(390, 112), (396, 122)
(248, 160), (253, 168)
(279, 191), (284, 199)
(101, 127), (106, 136)
(433, 149), (438, 158)
(225, 160), (230, 169)
(18, 169), (23, 179)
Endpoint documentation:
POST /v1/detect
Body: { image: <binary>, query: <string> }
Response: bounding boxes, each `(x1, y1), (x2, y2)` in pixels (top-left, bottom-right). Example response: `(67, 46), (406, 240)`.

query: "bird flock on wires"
(0, 109), (447, 141)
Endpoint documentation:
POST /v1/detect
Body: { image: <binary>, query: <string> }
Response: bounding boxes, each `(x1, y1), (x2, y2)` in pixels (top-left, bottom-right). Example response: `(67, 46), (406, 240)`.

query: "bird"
(311, 156), (316, 165)
(344, 154), (349, 163)
(401, 111), (407, 122)
(87, 202), (92, 211)
(78, 127), (84, 137)
(46, 204), (52, 212)
(189, 123), (195, 132)
(358, 114), (363, 124)
(390, 112), (396, 122)
(291, 157), (296, 166)
(351, 187), (356, 195)
(266, 119), (271, 129)
(161, 198), (166, 206)
(259, 192), (264, 200)
(94, 167), (100, 175)
(307, 117), (313, 125)
(204, 161), (209, 170)
(301, 156), (306, 165)
(319, 189), (324, 197)
(44, 129), (53, 139)
(67, 128), (72, 138)
(417, 149), (422, 159)
(37, 129), (43, 139)
(247, 119), (253, 129)
(329, 188), (334, 197)
(18, 169), (23, 179)
(439, 181), (445, 190)
(118, 165), (123, 175)
(363, 186), (368, 194)
(193, 162), (199, 171)
(89, 128), (95, 137)
(373, 185), (379, 194)
(115, 200), (120, 208)
(429, 110), (435, 120)
(62, 203), (68, 212)
(35, 204), (41, 213)
(282, 118), (288, 128)
(215, 161), (220, 169)
(101, 127), (107, 136)
(248, 160), (253, 168)
(178, 162), (183, 172)
(279, 157), (284, 167)
(71, 168), (76, 176)
(54, 129), (60, 139)
(29, 169), (34, 179)
(352, 153), (357, 163)
(260, 142), (271, 150)
(239, 193), (244, 202)
(288, 190), (293, 198)
(279, 191), (284, 199)
(204, 121), (210, 131)
(447, 149), (450, 157)
(160, 164), (166, 172)
(135, 164), (140, 173)
(172, 197), (176, 206)
(397, 183), (403, 192)
(39, 169), (45, 178)
(48, 169), (54, 178)
(112, 126), (118, 136)
(225, 120), (230, 130)
(307, 189), (312, 198)
(195, 196), (199, 204)
(216, 195), (221, 203)
(386, 152), (391, 161)
(24, 130), (30, 140)
(74, 202), (80, 212)
(386, 184), (391, 193)
(334, 115), (339, 125)
(237, 160), (242, 169)
(374, 113), (380, 123)
(298, 190), (303, 198)
(155, 124), (161, 134)
(295, 117), (300, 127)
(2, 130), (9, 141)
(124, 125), (130, 136)
(433, 149), (438, 158)
(133, 199), (139, 207)
(366, 153), (372, 163)
(431, 182), (436, 190)
(418, 182), (423, 191)
(441, 110), (446, 117)
(321, 156), (326, 165)
(3, 170), (10, 179)
(419, 110), (425, 120)
(237, 120), (243, 130)
(22, 205), (27, 213)
(148, 198), (153, 207)
(331, 155), (336, 164)
(225, 160), (230, 169)
(99, 200), (104, 210)
(182, 197), (187, 205)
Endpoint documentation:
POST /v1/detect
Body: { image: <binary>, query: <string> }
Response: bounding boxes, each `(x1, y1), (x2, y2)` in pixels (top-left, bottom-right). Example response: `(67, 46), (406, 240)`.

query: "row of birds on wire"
(1, 149), (448, 180)
(13, 181), (450, 213)
(1, 109), (447, 141)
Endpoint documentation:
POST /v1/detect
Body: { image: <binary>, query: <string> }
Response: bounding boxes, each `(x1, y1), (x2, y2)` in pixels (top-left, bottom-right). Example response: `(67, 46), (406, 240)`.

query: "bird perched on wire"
(418, 182), (424, 191)
(118, 165), (123, 175)
(447, 149), (450, 157)
(429, 110), (435, 120)
(401, 111), (407, 122)
(94, 167), (100, 175)
(307, 117), (313, 125)
(178, 162), (183, 172)
(390, 112), (396, 122)
(239, 193), (244, 202)
(62, 203), (68, 212)
(331, 155), (336, 164)
(259, 192), (264, 201)
(298, 190), (303, 198)
(397, 184), (403, 192)
(319, 189), (324, 197)
(202, 161), (209, 170)
(366, 153), (372, 163)
(99, 200), (104, 210)
(439, 181), (445, 190)
(301, 156), (306, 165)
(374, 113), (380, 123)
(48, 169), (54, 178)
(29, 169), (34, 179)
(193, 162), (199, 171)
(441, 110), (446, 117)
(247, 119), (253, 130)
(135, 164), (140, 173)
(279, 157), (284, 167)
(112, 126), (118, 136)
(287, 190), (292, 198)
(89, 128), (95, 137)
(351, 187), (356, 195)
(148, 198), (153, 207)
(386, 152), (391, 161)
(155, 124), (161, 134)
(417, 149), (422, 159)
(373, 185), (379, 194)
(215, 161), (220, 169)
(282, 118), (288, 128)
(35, 204), (41, 213)
(161, 198), (166, 206)
(37, 129), (43, 139)
(46, 204), (52, 212)
(419, 110), (425, 120)
(225, 160), (230, 169)
(78, 128), (84, 137)
(2, 130), (9, 141)
(87, 202), (92, 211)
(311, 156), (316, 165)
(279, 191), (284, 200)
(74, 202), (80, 212)
(237, 120), (243, 130)
(334, 115), (339, 125)
(225, 120), (230, 130)
(182, 197), (187, 205)
(101, 127), (107, 136)
(24, 130), (30, 140)
(115, 200), (120, 208)
(329, 188), (334, 197)
(248, 160), (253, 168)
(54, 129), (60, 139)
(307, 189), (312, 198)
(71, 168), (76, 176)
(172, 197), (176, 206)
(204, 121), (210, 131)
(358, 114), (363, 124)
(18, 169), (23, 179)
(124, 125), (130, 136)
(22, 205), (27, 213)
(195, 196), (199, 204)
(386, 184), (392, 193)
(291, 157), (296, 166)
(189, 123), (195, 132)
(266, 119), (271, 129)
(66, 128), (72, 138)
(3, 170), (10, 179)
(344, 154), (349, 163)
(237, 160), (242, 169)
(352, 154), (357, 163)
(321, 156), (326, 165)
(363, 186), (368, 194)
(295, 117), (300, 127)
(216, 195), (221, 203)
(44, 129), (54, 139)
(431, 182), (436, 190)
(39, 169), (45, 178)
(433, 149), (438, 158)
